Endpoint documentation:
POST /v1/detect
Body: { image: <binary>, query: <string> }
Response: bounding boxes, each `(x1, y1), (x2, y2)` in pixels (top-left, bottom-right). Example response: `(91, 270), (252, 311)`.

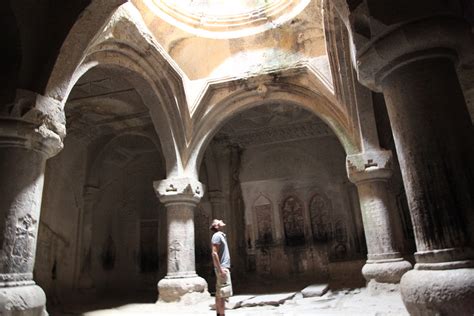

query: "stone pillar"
(382, 55), (474, 315)
(0, 118), (63, 315)
(347, 150), (412, 292)
(208, 190), (226, 220)
(345, 9), (474, 314)
(154, 177), (209, 303)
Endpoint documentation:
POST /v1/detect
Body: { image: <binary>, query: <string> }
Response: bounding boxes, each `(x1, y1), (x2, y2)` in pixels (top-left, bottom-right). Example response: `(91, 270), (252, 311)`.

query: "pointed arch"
(186, 77), (361, 179)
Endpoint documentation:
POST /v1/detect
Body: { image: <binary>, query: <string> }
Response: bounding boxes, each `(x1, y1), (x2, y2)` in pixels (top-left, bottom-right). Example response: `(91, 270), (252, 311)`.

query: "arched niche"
(88, 133), (166, 294)
(309, 192), (333, 242)
(281, 195), (306, 247)
(253, 194), (274, 246)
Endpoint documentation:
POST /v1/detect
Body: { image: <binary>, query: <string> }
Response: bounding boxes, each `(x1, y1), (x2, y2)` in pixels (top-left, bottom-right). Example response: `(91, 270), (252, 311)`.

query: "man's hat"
(209, 219), (226, 229)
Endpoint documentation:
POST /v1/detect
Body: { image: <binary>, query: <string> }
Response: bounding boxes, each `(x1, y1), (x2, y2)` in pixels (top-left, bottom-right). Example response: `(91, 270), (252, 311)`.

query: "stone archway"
(194, 102), (366, 293)
(35, 62), (170, 310)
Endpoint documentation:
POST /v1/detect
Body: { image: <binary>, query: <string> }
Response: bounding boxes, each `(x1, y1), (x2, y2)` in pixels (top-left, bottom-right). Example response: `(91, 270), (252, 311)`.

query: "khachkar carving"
(169, 239), (183, 274)
(255, 204), (273, 245)
(258, 249), (271, 276)
(309, 193), (332, 242)
(153, 177), (209, 303)
(254, 195), (273, 245)
(11, 215), (38, 269)
(281, 196), (305, 246)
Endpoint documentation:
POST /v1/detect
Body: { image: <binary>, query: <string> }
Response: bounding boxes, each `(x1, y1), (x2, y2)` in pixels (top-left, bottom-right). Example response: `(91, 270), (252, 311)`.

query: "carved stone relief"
(309, 193), (332, 242)
(12, 214), (37, 264)
(169, 239), (182, 273)
(255, 204), (273, 245)
(331, 220), (348, 260)
(254, 195), (273, 245)
(258, 248), (271, 275)
(281, 196), (305, 246)
(334, 220), (347, 243)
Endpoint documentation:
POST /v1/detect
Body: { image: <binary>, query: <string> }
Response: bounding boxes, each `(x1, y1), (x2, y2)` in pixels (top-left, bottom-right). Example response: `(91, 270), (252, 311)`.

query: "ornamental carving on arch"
(309, 193), (332, 242)
(281, 196), (305, 246)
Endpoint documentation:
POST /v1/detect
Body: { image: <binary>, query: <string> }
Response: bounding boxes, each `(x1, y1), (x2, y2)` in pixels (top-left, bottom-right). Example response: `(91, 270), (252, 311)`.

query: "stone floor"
(57, 287), (408, 316)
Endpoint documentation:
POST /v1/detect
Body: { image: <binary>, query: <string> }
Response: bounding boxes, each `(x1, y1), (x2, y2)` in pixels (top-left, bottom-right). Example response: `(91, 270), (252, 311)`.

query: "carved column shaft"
(356, 178), (398, 259)
(0, 117), (63, 314)
(381, 53), (474, 316)
(347, 151), (411, 288)
(165, 202), (196, 277)
(154, 177), (209, 303)
(382, 57), (473, 258)
(0, 148), (45, 282)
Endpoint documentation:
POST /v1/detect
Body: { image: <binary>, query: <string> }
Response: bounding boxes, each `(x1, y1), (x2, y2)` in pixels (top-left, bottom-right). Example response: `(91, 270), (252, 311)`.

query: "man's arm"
(212, 243), (226, 277)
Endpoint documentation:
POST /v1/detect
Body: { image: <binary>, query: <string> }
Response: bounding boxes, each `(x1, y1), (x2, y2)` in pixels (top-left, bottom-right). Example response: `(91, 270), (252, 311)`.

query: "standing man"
(210, 219), (232, 316)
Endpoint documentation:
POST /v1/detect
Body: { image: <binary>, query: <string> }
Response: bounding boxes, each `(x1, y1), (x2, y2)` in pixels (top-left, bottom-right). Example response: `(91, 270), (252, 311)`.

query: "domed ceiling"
(144, 0), (310, 38)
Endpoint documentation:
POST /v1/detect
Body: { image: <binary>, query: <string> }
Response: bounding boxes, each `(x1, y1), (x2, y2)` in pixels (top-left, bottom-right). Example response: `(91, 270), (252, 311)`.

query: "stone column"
(0, 118), (63, 315)
(347, 150), (412, 292)
(208, 190), (226, 220)
(382, 55), (474, 315)
(346, 10), (474, 314)
(154, 177), (209, 303)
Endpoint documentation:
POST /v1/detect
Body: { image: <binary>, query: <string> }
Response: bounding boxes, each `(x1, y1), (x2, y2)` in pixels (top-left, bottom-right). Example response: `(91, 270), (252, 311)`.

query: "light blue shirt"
(212, 231), (231, 268)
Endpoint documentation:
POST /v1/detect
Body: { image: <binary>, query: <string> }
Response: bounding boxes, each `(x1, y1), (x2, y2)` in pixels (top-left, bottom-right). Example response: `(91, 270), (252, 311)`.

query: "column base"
(0, 285), (47, 316)
(362, 258), (412, 284)
(401, 266), (474, 316)
(366, 279), (400, 295)
(157, 275), (209, 304)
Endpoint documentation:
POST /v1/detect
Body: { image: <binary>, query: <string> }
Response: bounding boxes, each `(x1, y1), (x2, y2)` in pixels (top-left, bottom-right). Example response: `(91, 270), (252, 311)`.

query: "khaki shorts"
(215, 268), (233, 298)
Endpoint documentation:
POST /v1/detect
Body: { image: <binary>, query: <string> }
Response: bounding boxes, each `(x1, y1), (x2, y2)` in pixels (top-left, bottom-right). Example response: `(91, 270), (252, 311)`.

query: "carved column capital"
(9, 89), (66, 138)
(347, 8), (472, 91)
(0, 118), (64, 158)
(154, 177), (204, 206)
(346, 150), (393, 184)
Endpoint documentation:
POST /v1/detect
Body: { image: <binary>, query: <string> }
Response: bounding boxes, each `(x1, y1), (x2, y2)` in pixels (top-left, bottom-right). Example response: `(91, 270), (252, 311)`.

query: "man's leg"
(216, 297), (225, 315)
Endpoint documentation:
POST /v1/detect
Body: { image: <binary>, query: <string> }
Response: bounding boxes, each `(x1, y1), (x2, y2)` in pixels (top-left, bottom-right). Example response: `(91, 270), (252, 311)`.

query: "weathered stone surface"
(401, 268), (474, 315)
(0, 285), (47, 316)
(158, 276), (209, 303)
(240, 292), (297, 307)
(301, 284), (329, 298)
(347, 151), (412, 288)
(5, 0), (472, 313)
(209, 295), (256, 310)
